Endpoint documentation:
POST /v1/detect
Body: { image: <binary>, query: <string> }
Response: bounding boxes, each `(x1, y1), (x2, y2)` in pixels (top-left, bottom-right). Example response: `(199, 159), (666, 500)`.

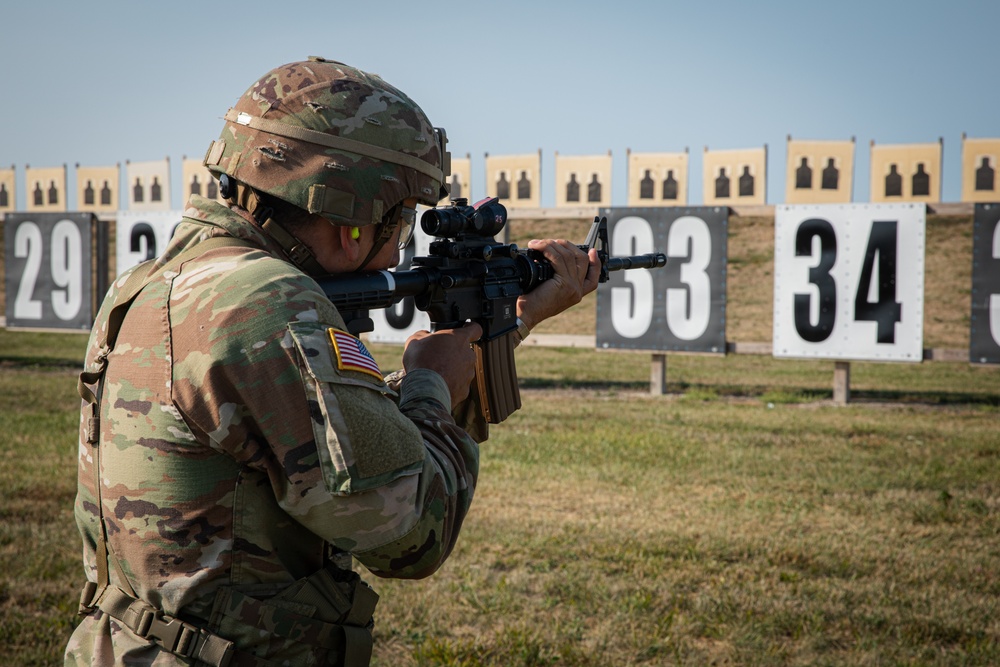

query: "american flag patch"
(328, 329), (383, 380)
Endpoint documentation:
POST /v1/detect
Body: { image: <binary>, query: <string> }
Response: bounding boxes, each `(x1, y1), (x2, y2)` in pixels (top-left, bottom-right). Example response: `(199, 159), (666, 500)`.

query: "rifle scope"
(420, 197), (507, 238)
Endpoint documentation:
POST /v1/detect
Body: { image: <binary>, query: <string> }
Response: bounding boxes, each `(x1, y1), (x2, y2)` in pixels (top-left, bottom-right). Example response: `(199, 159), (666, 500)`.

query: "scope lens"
(420, 207), (461, 236)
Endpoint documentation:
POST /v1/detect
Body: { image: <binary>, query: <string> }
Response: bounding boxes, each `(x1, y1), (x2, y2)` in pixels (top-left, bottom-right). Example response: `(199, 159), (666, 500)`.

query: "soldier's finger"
(460, 322), (483, 343)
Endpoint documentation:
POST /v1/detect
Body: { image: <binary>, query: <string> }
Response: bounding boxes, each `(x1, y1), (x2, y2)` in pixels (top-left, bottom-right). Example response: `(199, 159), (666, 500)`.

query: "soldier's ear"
(339, 225), (362, 263)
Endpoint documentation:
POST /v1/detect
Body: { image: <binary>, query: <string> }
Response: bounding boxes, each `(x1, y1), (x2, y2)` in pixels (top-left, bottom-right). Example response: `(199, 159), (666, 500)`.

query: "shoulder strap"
(78, 236), (253, 605)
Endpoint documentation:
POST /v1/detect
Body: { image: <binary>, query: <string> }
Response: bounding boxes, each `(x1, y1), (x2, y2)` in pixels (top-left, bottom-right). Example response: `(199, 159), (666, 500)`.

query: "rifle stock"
(316, 198), (666, 424)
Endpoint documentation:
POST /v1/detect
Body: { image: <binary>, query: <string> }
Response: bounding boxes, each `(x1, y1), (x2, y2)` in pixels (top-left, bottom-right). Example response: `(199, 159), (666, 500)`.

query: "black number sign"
(597, 207), (728, 353)
(970, 204), (1000, 364)
(4, 212), (103, 330)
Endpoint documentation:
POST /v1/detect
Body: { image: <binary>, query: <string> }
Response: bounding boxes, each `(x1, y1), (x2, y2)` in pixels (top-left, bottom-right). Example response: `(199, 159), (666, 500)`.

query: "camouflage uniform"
(65, 194), (480, 665)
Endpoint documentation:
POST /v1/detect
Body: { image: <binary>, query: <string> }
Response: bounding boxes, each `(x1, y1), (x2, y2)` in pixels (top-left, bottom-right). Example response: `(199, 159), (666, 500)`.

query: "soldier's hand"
(403, 322), (483, 408)
(516, 239), (601, 331)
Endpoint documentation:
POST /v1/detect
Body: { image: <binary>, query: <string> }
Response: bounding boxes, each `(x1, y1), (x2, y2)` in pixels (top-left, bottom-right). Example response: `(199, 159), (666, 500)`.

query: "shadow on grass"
(519, 377), (1000, 407)
(519, 378), (651, 393)
(9, 355), (993, 408)
(1, 356), (83, 370)
(848, 388), (999, 407)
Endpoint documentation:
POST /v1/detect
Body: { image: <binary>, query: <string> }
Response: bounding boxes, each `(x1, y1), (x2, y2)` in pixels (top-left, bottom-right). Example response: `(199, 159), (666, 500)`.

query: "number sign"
(773, 203), (925, 361)
(596, 207), (728, 352)
(970, 203), (1000, 364)
(4, 212), (102, 330)
(116, 210), (182, 276)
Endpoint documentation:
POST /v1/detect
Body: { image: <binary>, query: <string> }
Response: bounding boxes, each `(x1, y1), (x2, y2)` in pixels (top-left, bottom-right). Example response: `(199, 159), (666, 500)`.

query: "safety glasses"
(357, 204), (419, 270)
(396, 206), (417, 250)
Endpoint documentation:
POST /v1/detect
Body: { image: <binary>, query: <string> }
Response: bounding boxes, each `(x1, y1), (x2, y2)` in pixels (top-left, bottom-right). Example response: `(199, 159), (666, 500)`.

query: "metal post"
(650, 353), (667, 396)
(833, 361), (851, 405)
(95, 216), (109, 304)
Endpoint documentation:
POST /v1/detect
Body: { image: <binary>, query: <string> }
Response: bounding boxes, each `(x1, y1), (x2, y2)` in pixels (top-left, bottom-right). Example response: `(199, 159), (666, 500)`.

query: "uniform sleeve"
(170, 260), (479, 580)
(283, 323), (480, 579)
(358, 369), (480, 578)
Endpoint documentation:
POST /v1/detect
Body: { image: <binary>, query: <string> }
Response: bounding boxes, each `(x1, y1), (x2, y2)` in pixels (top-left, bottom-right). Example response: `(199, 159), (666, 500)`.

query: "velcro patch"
(328, 329), (382, 380)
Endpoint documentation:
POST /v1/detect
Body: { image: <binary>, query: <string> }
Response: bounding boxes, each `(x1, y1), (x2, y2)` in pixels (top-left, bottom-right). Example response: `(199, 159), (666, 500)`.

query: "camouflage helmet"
(204, 56), (450, 227)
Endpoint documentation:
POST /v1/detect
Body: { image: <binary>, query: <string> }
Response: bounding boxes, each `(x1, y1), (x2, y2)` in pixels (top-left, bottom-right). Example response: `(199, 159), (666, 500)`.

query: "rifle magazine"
(474, 334), (521, 424)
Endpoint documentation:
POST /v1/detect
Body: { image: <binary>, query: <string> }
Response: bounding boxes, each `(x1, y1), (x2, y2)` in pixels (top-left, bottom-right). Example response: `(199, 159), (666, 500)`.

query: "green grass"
(0, 357), (83, 665)
(2, 328), (998, 665)
(369, 393), (999, 666)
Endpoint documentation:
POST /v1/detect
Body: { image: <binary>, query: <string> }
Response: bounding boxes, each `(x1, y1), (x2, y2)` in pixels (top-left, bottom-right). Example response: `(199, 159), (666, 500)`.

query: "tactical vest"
(76, 237), (379, 667)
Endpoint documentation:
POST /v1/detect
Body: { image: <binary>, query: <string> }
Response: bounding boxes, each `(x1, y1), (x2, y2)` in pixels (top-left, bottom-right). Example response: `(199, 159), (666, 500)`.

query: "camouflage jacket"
(66, 196), (481, 665)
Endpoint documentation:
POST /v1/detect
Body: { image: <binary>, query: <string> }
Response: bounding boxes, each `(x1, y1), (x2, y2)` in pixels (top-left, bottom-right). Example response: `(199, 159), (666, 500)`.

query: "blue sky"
(1, 0), (997, 208)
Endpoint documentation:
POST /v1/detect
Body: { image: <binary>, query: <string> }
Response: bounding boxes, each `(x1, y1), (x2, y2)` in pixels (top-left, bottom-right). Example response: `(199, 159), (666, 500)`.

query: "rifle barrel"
(606, 253), (668, 272)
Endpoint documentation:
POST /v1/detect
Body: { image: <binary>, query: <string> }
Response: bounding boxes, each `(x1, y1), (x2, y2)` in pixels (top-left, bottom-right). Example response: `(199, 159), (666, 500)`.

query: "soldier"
(67, 57), (600, 666)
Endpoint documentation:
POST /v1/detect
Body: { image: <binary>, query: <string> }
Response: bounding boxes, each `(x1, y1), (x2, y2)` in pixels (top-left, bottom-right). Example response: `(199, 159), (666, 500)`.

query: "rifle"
(315, 197), (667, 424)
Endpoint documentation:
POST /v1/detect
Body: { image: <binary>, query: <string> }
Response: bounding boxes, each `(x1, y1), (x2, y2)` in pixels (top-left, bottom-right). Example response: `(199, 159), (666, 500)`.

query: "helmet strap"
(260, 216), (327, 275)
(225, 178), (327, 275)
(356, 203), (402, 271)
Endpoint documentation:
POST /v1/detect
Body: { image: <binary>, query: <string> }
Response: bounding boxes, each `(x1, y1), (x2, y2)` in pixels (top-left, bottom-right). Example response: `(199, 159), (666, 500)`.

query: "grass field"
(1, 326), (997, 666)
(1, 212), (998, 665)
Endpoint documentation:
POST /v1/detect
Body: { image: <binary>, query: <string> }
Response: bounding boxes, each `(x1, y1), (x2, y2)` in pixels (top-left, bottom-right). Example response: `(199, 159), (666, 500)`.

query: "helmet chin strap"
(356, 203), (402, 271)
(222, 176), (327, 275)
(260, 216), (327, 275)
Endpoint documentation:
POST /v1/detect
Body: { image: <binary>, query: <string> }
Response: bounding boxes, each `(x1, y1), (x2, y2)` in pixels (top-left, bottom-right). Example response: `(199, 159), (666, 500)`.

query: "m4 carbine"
(316, 197), (666, 424)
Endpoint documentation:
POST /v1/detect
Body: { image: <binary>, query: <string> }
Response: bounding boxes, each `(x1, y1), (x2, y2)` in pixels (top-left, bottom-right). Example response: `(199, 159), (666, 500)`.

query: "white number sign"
(115, 210), (182, 275)
(773, 203), (925, 361)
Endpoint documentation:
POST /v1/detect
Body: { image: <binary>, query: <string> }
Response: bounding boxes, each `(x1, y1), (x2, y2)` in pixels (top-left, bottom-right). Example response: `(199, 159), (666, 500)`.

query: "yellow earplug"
(350, 227), (360, 240)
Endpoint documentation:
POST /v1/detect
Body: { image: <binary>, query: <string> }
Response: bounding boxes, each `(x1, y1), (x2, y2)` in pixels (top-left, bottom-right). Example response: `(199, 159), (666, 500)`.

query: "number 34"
(793, 218), (902, 344)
